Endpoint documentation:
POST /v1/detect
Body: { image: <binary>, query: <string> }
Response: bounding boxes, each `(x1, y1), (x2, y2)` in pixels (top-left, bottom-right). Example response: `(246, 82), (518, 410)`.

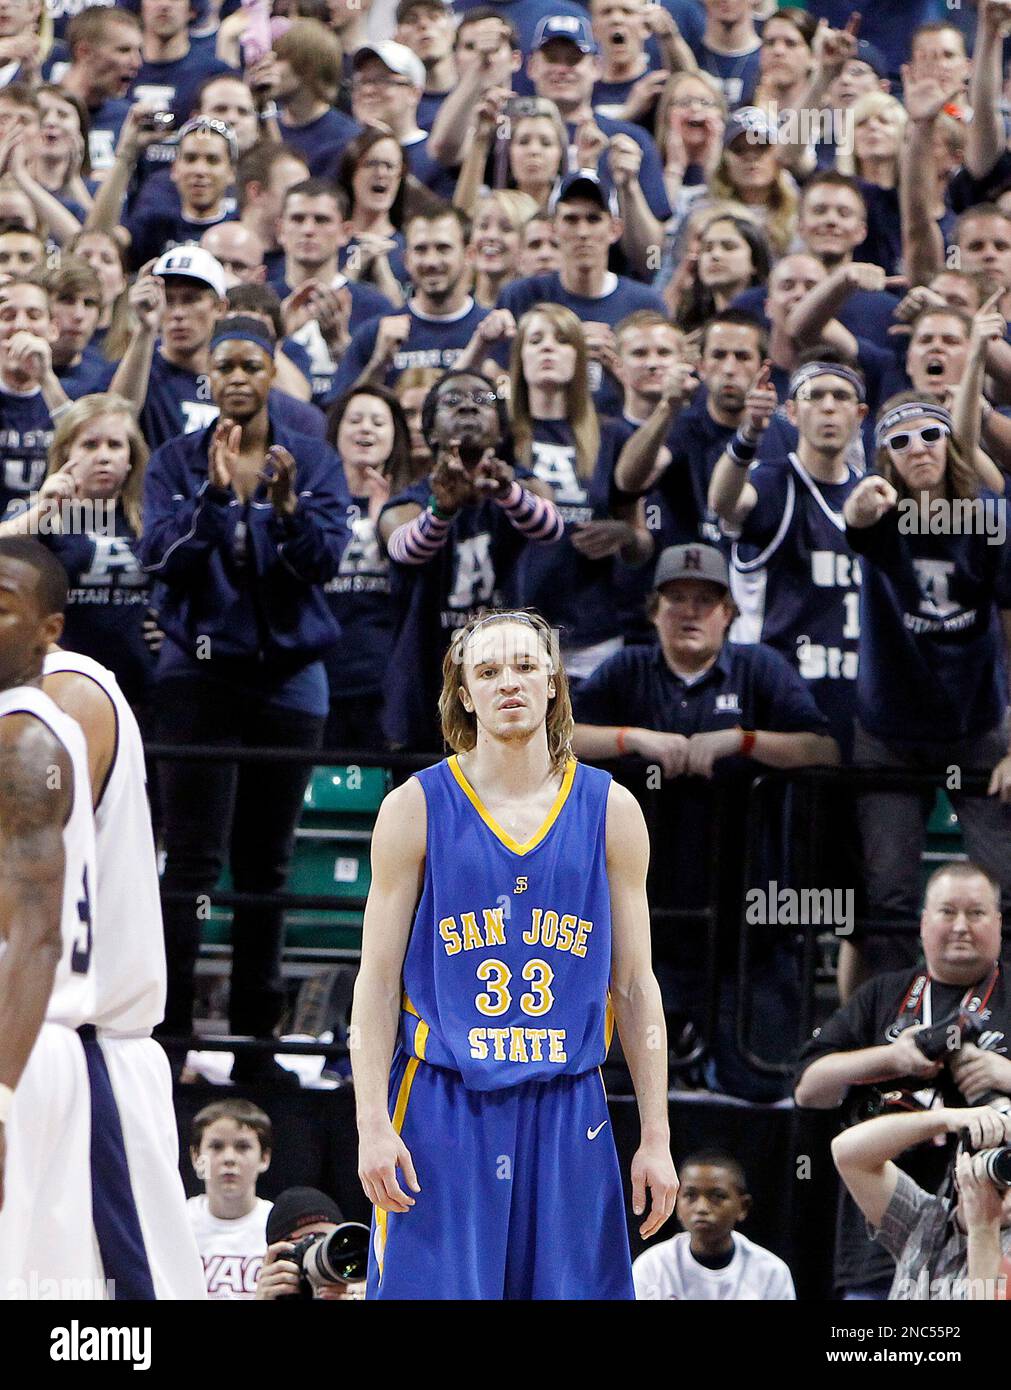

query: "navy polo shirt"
(574, 639), (829, 744)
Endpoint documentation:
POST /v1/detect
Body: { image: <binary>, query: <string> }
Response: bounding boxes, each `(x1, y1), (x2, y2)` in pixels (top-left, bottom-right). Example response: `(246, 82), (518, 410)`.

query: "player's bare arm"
(42, 666), (117, 811)
(351, 777), (427, 1214)
(606, 780), (679, 1239)
(0, 714), (72, 1207)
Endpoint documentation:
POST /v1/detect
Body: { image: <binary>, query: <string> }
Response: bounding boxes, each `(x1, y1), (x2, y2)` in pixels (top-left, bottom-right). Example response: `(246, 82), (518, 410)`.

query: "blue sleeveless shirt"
(399, 756), (615, 1091)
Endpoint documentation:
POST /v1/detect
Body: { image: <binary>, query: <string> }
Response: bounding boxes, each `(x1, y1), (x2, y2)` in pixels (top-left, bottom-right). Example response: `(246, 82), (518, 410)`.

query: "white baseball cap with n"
(152, 245), (227, 299)
(352, 40), (426, 90)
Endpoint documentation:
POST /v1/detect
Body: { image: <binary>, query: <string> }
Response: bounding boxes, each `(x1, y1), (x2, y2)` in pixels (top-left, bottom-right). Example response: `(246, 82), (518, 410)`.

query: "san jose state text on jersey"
(399, 757), (614, 1091)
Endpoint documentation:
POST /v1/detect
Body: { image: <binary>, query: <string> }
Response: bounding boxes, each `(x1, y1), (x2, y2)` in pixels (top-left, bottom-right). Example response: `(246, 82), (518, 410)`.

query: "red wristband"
(740, 729), (756, 757)
(616, 727), (629, 756)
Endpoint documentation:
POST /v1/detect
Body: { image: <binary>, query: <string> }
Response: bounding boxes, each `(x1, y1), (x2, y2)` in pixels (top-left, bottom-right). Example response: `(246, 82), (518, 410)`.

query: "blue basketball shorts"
(366, 1051), (634, 1300)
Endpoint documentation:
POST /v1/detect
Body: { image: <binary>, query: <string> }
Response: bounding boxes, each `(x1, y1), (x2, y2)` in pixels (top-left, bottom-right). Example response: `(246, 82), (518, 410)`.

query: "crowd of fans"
(5, 0), (1011, 1299)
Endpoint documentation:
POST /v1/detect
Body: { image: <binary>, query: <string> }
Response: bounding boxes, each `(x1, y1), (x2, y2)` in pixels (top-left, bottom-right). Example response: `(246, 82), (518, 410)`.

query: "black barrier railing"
(146, 740), (990, 1075)
(734, 765), (993, 1078)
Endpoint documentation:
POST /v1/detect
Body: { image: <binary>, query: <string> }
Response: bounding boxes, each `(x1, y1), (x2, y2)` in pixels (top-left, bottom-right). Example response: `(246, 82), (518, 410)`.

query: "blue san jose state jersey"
(399, 756), (615, 1092)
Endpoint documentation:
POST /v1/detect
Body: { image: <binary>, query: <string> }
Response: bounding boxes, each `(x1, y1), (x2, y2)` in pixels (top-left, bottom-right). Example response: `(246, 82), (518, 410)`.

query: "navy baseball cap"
(532, 14), (599, 55)
(549, 169), (619, 216)
(852, 40), (889, 80)
(723, 106), (777, 149)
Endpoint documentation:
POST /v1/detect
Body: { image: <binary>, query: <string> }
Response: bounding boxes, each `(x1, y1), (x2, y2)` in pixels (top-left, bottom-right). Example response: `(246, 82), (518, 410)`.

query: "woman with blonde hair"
(0, 392), (155, 707)
(509, 304), (652, 684)
(707, 117), (799, 257)
(841, 391), (1011, 979)
(467, 189), (539, 309)
(454, 93), (568, 217)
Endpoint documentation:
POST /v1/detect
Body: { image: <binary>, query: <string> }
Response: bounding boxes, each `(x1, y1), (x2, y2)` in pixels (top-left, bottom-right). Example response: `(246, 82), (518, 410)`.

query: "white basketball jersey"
(43, 651), (166, 1034)
(0, 684), (97, 1028)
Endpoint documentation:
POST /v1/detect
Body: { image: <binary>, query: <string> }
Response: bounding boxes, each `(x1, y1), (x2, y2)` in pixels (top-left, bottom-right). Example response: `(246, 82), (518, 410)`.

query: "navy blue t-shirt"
(322, 491), (394, 699)
(733, 453), (863, 749)
(141, 352), (325, 450)
(496, 272), (666, 416)
(125, 202), (239, 272)
(0, 388), (53, 516)
(563, 114), (672, 222)
(279, 109), (360, 178)
(87, 98), (132, 175)
(43, 510), (155, 708)
(131, 49), (235, 125)
(512, 417), (634, 648)
(268, 278), (394, 403)
(417, 90), (449, 132)
(688, 37), (761, 110)
(57, 347), (116, 400)
(847, 500), (1011, 743)
(331, 298), (489, 401)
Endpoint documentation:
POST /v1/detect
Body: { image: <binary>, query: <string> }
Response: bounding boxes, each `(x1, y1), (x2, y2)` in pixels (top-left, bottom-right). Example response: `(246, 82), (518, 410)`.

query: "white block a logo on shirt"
(181, 402), (221, 434)
(912, 558), (958, 619)
(531, 442), (586, 506)
(448, 532), (495, 610)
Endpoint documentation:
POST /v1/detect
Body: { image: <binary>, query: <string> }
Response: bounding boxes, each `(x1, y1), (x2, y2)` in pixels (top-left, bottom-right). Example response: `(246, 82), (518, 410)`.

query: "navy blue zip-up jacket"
(139, 410), (350, 667)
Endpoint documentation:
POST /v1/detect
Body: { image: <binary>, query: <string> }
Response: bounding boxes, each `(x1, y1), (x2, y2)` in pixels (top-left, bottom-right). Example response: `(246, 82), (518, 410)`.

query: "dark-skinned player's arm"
(605, 780), (679, 1239)
(0, 715), (73, 1208)
(350, 778), (428, 1214)
(43, 665), (117, 812)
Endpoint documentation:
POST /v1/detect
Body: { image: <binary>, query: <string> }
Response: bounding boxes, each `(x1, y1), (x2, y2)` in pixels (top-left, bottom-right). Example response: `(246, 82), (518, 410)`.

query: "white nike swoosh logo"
(586, 1121), (608, 1140)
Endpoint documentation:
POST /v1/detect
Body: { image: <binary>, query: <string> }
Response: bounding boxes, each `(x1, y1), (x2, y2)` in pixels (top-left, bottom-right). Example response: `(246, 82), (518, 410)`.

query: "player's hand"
(744, 359), (777, 434)
(625, 729), (690, 777)
(950, 1043), (1011, 1103)
(208, 417), (241, 490)
(886, 1024), (945, 1081)
(254, 1241), (302, 1299)
(261, 445), (298, 517)
(843, 475), (897, 528)
(684, 727), (743, 779)
(358, 1117), (421, 1213)
(631, 1141), (679, 1239)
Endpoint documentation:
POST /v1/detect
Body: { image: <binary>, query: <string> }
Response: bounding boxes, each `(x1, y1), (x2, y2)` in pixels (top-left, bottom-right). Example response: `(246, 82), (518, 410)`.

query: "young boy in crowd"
(186, 1099), (275, 1301)
(633, 1149), (796, 1300)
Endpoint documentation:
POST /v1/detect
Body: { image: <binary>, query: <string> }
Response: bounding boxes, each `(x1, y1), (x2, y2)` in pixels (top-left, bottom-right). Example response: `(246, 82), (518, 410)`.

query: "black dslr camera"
(285, 1222), (370, 1299)
(908, 1008), (987, 1062)
(853, 1011), (1002, 1123)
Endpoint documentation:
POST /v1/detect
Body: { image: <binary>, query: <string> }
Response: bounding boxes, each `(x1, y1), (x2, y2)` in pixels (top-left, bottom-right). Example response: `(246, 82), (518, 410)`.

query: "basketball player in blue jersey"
(352, 608), (678, 1299)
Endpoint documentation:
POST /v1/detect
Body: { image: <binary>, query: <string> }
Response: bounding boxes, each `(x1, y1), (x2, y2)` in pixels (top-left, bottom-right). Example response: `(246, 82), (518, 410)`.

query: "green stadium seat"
(927, 790), (960, 838)
(288, 839), (370, 900)
(303, 765), (390, 815)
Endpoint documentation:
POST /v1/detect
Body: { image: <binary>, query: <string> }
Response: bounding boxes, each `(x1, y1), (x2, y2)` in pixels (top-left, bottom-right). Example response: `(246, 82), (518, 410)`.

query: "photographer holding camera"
(795, 861), (1011, 1299)
(832, 1105), (1011, 1299)
(255, 1188), (369, 1301)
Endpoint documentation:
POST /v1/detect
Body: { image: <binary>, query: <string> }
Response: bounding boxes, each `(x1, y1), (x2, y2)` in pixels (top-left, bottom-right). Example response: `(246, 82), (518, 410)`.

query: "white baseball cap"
(152, 245), (227, 299)
(353, 41), (426, 91)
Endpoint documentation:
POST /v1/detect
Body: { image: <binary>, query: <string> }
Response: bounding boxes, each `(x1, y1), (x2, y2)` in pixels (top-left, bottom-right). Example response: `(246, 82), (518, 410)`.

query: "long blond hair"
(438, 609), (574, 772)
(835, 91), (907, 182)
(708, 154), (799, 257)
(509, 304), (599, 481)
(48, 393), (148, 535)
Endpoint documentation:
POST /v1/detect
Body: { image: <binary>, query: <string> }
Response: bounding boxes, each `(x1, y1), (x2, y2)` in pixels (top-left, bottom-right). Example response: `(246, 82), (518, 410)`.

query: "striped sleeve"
(386, 505), (453, 564)
(495, 481), (564, 545)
